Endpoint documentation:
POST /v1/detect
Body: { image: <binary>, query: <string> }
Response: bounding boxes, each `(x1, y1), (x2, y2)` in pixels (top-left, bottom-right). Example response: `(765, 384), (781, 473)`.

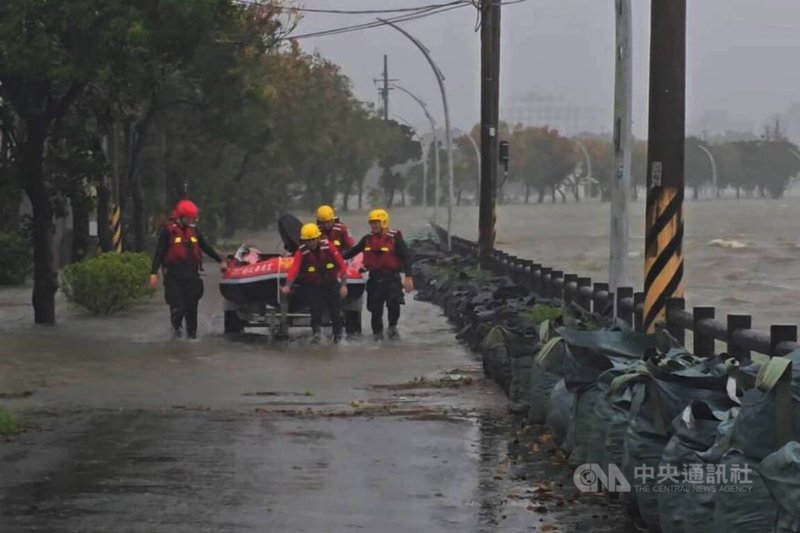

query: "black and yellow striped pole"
(110, 204), (122, 253)
(643, 0), (686, 334)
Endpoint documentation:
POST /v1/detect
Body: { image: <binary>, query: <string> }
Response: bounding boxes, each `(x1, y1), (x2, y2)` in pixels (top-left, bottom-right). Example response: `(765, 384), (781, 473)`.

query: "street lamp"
(391, 84), (440, 215)
(392, 114), (429, 211)
(451, 127), (481, 205)
(379, 18), (455, 250)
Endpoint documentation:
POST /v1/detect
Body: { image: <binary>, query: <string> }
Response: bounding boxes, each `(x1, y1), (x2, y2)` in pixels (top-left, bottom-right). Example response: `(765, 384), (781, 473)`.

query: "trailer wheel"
(224, 310), (244, 334)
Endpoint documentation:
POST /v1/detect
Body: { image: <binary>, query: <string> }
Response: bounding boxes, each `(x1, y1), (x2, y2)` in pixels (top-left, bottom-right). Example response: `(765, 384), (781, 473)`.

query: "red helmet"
(175, 200), (198, 219)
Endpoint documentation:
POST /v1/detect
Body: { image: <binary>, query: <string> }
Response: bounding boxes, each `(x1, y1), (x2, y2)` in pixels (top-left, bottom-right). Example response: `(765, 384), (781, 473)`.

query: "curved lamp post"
(391, 84), (440, 214)
(379, 18), (455, 250)
(392, 114), (430, 210)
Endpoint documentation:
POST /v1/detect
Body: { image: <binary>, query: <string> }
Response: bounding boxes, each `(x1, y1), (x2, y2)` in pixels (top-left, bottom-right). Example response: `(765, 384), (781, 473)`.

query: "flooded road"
(0, 224), (630, 532)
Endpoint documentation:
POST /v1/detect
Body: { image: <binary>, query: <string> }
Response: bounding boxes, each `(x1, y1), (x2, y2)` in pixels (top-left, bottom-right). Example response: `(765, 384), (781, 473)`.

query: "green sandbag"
(480, 326), (511, 394)
(615, 354), (738, 531)
(712, 449), (780, 533)
(546, 379), (575, 451)
(658, 401), (731, 533)
(760, 441), (800, 532)
(528, 335), (567, 425)
(731, 352), (800, 462)
(588, 368), (635, 470)
(505, 330), (540, 414)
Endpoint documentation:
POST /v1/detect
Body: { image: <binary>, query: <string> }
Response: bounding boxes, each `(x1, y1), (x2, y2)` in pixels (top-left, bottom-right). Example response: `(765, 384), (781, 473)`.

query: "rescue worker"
(316, 205), (355, 252)
(317, 204), (360, 335)
(149, 200), (226, 339)
(343, 209), (414, 341)
(281, 223), (348, 343)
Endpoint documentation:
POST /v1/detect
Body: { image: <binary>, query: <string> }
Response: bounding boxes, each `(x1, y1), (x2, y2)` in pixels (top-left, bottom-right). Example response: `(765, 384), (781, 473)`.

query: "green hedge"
(0, 232), (32, 285)
(60, 252), (154, 315)
(0, 407), (22, 436)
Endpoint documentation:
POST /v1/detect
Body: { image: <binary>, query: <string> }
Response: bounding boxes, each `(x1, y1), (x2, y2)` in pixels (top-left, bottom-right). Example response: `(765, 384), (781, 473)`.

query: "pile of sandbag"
(409, 236), (800, 533)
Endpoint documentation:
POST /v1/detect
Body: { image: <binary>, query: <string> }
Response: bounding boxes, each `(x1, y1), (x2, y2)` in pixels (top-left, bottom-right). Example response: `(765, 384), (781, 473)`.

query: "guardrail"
(434, 227), (798, 359)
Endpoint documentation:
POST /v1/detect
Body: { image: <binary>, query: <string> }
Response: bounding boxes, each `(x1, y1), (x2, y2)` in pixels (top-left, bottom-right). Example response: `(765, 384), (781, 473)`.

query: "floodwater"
(378, 197), (800, 332)
(0, 223), (633, 532)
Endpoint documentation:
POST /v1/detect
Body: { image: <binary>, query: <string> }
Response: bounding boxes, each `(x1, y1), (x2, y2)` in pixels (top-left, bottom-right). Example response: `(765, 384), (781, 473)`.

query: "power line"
(287, 0), (528, 40)
(289, 2), (471, 40)
(283, 1), (469, 15)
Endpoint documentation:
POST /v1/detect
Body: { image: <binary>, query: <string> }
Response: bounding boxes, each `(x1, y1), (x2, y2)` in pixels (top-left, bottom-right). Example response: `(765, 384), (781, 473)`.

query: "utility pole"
(610, 0), (632, 301)
(643, 0), (686, 333)
(479, 0), (501, 268)
(374, 55), (397, 121)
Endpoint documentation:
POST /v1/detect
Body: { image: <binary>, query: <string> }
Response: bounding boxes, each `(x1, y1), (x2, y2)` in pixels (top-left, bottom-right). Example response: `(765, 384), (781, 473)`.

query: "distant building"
(501, 92), (607, 136)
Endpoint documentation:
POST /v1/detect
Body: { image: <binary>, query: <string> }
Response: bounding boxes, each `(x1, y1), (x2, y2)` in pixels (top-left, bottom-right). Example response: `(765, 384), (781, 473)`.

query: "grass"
(0, 407), (23, 436)
(529, 304), (563, 324)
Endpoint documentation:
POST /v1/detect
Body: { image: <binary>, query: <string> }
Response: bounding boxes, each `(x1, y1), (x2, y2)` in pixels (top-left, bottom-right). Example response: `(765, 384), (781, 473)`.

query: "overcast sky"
(292, 0), (800, 138)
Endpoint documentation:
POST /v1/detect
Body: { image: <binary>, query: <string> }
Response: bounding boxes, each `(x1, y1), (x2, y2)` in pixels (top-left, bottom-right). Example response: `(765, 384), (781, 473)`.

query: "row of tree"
(375, 120), (800, 207)
(0, 0), (418, 323)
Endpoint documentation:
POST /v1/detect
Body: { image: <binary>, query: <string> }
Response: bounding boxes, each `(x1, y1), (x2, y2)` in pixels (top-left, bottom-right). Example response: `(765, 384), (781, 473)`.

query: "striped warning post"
(643, 186), (684, 333)
(110, 204), (122, 253)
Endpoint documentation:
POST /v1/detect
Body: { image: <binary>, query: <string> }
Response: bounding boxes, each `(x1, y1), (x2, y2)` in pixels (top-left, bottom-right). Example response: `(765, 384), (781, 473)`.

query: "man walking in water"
(343, 209), (413, 341)
(150, 199), (226, 338)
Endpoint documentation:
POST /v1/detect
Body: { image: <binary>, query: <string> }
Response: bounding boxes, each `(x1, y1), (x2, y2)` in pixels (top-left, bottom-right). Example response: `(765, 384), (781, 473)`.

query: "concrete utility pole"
(479, 0), (501, 268)
(380, 19), (455, 250)
(392, 84), (440, 214)
(610, 0), (633, 303)
(643, 0), (686, 334)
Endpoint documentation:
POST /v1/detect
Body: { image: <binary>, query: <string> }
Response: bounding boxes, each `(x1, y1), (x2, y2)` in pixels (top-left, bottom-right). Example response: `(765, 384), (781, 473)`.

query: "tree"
(685, 137), (713, 200)
(509, 126), (577, 204)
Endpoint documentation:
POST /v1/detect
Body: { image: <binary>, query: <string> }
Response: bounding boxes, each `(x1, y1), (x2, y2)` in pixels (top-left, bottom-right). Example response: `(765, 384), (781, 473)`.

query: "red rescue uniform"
(319, 220), (355, 250)
(163, 222), (203, 266)
(286, 239), (347, 286)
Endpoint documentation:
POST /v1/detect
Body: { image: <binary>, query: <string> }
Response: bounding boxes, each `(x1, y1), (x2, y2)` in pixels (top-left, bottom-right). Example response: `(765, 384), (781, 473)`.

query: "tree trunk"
(357, 181), (364, 210)
(400, 187), (406, 207)
(456, 189), (462, 207)
(572, 183), (580, 202)
(537, 188), (545, 203)
(131, 174), (145, 251)
(524, 184), (531, 204)
(22, 119), (57, 324)
(550, 188), (556, 203)
(557, 187), (567, 203)
(342, 187), (350, 211)
(735, 186), (740, 199)
(97, 180), (113, 252)
(69, 185), (91, 263)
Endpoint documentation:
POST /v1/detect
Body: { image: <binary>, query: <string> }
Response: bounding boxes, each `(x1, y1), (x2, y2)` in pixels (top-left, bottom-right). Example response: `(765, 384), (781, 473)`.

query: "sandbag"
(730, 352), (800, 463)
(528, 334), (567, 424)
(615, 353), (739, 531)
(557, 327), (658, 467)
(712, 448), (780, 533)
(546, 379), (575, 451)
(480, 326), (511, 394)
(505, 330), (540, 414)
(658, 401), (730, 533)
(587, 367), (635, 470)
(760, 441), (800, 532)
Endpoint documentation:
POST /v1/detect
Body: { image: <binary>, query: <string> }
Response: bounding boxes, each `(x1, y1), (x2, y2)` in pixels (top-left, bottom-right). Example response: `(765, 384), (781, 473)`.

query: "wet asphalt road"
(0, 224), (633, 533)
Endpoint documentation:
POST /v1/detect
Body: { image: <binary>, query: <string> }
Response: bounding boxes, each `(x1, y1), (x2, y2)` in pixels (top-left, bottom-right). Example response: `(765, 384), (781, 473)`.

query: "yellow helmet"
(316, 205), (335, 223)
(300, 223), (322, 241)
(367, 209), (389, 230)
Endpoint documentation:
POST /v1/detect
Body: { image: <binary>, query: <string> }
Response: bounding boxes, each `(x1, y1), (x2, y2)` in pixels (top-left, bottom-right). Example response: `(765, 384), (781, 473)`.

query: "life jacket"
(298, 239), (340, 285)
(320, 219), (350, 249)
(362, 230), (402, 273)
(163, 222), (202, 266)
